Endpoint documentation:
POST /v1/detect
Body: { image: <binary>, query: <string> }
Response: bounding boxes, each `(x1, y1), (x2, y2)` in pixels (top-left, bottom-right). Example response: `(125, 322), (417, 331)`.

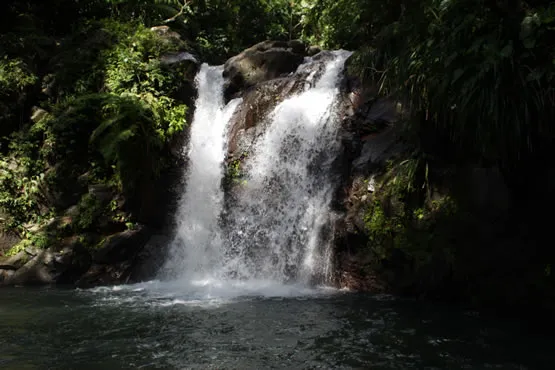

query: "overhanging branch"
(163, 0), (192, 24)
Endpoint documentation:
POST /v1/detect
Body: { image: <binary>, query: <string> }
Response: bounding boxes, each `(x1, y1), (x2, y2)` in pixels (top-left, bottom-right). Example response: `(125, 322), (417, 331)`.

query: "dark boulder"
(0, 239), (91, 286)
(0, 251), (29, 270)
(129, 234), (173, 282)
(307, 45), (322, 56)
(75, 261), (134, 288)
(226, 77), (307, 157)
(223, 40), (308, 101)
(75, 226), (154, 287)
(92, 226), (151, 264)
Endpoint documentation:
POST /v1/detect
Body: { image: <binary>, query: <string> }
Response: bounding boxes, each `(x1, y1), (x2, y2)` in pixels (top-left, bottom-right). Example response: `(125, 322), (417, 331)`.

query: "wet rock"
(352, 125), (404, 173)
(344, 98), (400, 135)
(226, 77), (307, 156)
(160, 51), (200, 89)
(92, 226), (151, 264)
(76, 261), (133, 288)
(0, 269), (15, 283)
(1, 239), (91, 286)
(160, 51), (198, 66)
(129, 234), (172, 282)
(223, 40), (307, 101)
(338, 254), (388, 292)
(307, 45), (322, 56)
(54, 241), (93, 284)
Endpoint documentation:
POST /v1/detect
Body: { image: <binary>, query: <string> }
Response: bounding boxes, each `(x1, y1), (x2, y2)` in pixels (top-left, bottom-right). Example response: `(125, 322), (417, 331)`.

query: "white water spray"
(163, 51), (351, 290)
(223, 51), (352, 284)
(163, 64), (241, 279)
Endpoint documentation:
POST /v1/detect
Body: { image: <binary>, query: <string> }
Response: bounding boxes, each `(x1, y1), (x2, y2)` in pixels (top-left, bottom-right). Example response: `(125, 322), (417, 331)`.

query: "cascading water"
(162, 64), (241, 280)
(163, 50), (351, 289)
(222, 50), (352, 285)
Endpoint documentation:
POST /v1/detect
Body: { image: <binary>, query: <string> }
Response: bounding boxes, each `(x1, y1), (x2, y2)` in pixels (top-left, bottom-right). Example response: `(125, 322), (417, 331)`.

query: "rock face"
(92, 227), (151, 264)
(0, 227), (162, 287)
(223, 40), (308, 101)
(0, 231), (20, 256)
(129, 234), (173, 282)
(75, 227), (152, 287)
(226, 77), (308, 157)
(0, 240), (91, 286)
(333, 92), (406, 293)
(332, 65), (519, 303)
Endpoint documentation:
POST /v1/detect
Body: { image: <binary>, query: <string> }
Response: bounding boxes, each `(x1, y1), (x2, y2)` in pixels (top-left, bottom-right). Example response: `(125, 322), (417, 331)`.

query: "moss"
(223, 152), (249, 190)
(5, 240), (29, 257)
(228, 159), (242, 180)
(5, 231), (53, 256)
(361, 157), (463, 292)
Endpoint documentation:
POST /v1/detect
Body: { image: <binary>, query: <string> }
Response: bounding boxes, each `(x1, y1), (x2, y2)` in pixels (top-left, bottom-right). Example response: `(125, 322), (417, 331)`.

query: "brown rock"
(223, 40), (307, 100)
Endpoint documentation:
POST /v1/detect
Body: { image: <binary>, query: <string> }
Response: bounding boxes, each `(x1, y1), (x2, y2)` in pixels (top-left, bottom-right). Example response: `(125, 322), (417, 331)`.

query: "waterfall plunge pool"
(3, 51), (552, 369)
(1, 282), (554, 369)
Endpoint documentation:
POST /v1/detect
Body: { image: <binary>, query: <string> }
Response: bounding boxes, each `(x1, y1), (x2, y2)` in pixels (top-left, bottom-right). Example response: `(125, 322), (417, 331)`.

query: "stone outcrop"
(129, 234), (173, 282)
(0, 226), (164, 287)
(226, 77), (307, 158)
(0, 231), (20, 257)
(223, 40), (308, 101)
(0, 239), (91, 286)
(91, 227), (151, 264)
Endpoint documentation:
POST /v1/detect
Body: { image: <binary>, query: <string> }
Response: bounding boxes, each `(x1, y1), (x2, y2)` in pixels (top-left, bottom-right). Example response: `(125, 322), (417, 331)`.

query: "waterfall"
(163, 64), (241, 279)
(163, 51), (351, 288)
(222, 50), (352, 285)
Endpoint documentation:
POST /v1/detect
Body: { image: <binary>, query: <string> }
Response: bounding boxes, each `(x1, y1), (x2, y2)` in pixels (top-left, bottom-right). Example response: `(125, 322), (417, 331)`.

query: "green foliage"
(185, 0), (314, 62)
(363, 171), (459, 276)
(5, 240), (29, 257)
(28, 232), (51, 249)
(1, 15), (190, 233)
(74, 193), (104, 231)
(0, 57), (39, 142)
(96, 24), (188, 182)
(42, 23), (185, 193)
(304, 0), (368, 48)
(125, 221), (137, 230)
(0, 58), (38, 95)
(320, 0), (555, 169)
(106, 0), (188, 24)
(223, 152), (249, 189)
(0, 157), (45, 231)
(5, 232), (52, 256)
(226, 159), (243, 181)
(102, 22), (187, 94)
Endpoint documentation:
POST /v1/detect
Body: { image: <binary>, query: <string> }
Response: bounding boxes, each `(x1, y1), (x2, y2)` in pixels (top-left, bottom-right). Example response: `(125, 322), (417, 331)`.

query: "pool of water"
(0, 281), (553, 369)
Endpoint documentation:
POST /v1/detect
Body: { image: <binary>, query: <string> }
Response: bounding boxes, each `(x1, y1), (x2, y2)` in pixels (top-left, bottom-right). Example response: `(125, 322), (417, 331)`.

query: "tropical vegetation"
(1, 0), (554, 315)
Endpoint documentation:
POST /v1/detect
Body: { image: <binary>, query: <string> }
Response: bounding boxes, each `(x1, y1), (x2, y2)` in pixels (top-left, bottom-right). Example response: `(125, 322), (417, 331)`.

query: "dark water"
(0, 282), (553, 369)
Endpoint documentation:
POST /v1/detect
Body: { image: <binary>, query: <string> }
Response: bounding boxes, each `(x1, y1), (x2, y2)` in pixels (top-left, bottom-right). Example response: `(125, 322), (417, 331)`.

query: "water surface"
(1, 283), (553, 369)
